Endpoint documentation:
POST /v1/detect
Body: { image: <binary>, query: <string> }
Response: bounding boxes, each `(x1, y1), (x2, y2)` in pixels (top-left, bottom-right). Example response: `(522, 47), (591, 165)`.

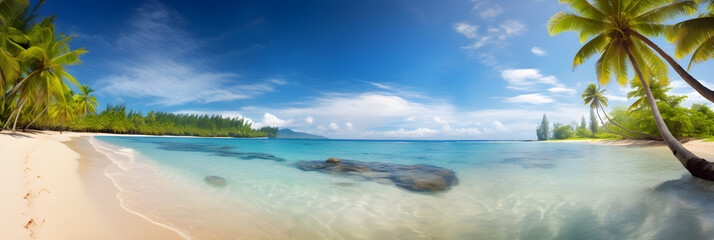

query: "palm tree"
(667, 0), (714, 70)
(74, 84), (97, 117)
(2, 17), (87, 131)
(50, 87), (76, 134)
(581, 84), (660, 139)
(630, 0), (714, 103)
(551, 0), (714, 180)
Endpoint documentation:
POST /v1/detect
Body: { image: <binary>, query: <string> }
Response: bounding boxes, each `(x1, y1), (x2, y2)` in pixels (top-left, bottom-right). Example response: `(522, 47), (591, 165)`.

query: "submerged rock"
(326, 157), (341, 163)
(154, 141), (285, 162)
(204, 176), (226, 186)
(297, 159), (458, 192)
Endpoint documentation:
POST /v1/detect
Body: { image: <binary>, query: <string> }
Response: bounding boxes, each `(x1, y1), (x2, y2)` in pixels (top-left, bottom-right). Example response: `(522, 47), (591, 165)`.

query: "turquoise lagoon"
(90, 136), (714, 239)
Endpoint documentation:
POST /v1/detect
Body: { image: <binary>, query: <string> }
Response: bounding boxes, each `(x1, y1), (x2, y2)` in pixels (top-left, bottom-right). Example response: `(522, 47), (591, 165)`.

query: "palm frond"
(634, 0), (697, 24)
(669, 17), (714, 58)
(558, 0), (608, 20)
(688, 36), (714, 69)
(573, 33), (609, 68)
(548, 12), (608, 37)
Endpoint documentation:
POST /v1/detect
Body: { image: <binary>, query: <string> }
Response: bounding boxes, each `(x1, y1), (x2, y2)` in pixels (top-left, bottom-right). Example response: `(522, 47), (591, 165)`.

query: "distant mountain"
(276, 129), (328, 139)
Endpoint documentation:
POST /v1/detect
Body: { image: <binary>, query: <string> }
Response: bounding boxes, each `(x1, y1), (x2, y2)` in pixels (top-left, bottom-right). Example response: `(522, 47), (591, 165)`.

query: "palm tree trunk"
(4, 70), (40, 100)
(24, 106), (47, 131)
(3, 98), (25, 129)
(11, 99), (26, 132)
(625, 46), (714, 181)
(630, 31), (714, 104)
(600, 107), (661, 140)
(595, 107), (634, 139)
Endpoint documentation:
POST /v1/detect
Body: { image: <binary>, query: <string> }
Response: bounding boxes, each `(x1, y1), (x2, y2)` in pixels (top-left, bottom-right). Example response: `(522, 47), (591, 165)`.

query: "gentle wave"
(89, 137), (194, 240)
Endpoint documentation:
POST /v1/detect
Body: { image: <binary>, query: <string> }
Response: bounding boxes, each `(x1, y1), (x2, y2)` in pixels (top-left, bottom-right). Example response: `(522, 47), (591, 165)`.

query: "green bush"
(576, 128), (592, 138)
(553, 125), (574, 139)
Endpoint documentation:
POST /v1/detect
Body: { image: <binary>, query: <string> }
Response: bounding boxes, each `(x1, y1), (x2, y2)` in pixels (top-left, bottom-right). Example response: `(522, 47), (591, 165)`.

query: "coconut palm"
(629, 0), (714, 103)
(74, 84), (97, 117)
(582, 84), (658, 139)
(50, 88), (76, 134)
(551, 0), (714, 180)
(667, 0), (714, 70)
(2, 17), (87, 131)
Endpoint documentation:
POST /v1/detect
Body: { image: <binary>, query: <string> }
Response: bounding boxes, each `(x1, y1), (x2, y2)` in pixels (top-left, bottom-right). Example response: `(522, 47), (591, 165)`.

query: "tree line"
(0, 0), (277, 138)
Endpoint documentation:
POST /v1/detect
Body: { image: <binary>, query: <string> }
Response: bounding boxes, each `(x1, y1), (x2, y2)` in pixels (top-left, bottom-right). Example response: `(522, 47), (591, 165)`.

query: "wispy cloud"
(453, 22), (479, 39)
(471, 1), (503, 19)
(530, 47), (547, 56)
(504, 93), (554, 104)
(98, 1), (280, 106)
(501, 68), (562, 91)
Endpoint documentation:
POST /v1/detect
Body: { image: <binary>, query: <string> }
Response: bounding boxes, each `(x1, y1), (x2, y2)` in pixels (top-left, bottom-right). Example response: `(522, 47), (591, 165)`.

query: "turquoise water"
(91, 136), (714, 240)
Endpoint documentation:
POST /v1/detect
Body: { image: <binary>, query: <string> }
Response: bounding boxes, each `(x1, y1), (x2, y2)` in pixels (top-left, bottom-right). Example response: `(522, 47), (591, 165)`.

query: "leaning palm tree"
(582, 84), (632, 138)
(581, 84), (659, 139)
(668, 0), (714, 70)
(551, 0), (714, 180)
(583, 84), (660, 139)
(3, 18), (87, 130)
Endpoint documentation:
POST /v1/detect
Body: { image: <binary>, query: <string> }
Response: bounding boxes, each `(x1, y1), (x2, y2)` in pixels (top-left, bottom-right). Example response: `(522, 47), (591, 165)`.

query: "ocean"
(90, 136), (714, 239)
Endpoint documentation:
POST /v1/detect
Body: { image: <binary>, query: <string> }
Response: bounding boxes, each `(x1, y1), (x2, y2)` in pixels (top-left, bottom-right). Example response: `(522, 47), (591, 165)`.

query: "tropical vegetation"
(550, 0), (714, 180)
(0, 0), (277, 138)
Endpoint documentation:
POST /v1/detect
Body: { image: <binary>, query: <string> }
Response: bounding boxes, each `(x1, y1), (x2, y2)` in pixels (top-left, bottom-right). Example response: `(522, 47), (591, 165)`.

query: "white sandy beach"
(0, 131), (184, 240)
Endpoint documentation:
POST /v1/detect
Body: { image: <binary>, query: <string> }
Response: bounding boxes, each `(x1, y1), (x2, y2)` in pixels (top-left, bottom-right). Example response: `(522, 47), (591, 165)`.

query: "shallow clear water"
(91, 136), (714, 240)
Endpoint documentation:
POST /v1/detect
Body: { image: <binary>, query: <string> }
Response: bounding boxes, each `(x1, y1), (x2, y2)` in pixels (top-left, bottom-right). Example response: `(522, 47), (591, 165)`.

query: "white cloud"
(365, 81), (393, 90)
(499, 20), (526, 39)
(98, 1), (280, 106)
(472, 1), (503, 19)
(530, 47), (546, 56)
(455, 20), (525, 51)
(501, 69), (561, 90)
(252, 113), (293, 129)
(504, 93), (554, 104)
(304, 116), (314, 124)
(453, 22), (479, 39)
(461, 36), (491, 50)
(604, 94), (628, 102)
(493, 121), (510, 131)
(548, 87), (576, 94)
(209, 89), (591, 140)
(433, 116), (448, 124)
(270, 79), (287, 85)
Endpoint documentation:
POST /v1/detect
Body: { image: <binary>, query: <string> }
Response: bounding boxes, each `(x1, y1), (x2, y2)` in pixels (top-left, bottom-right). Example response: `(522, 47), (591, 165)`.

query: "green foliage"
(32, 104), (275, 138)
(553, 124), (575, 139)
(1, 0), (87, 131)
(668, 7), (714, 70)
(576, 128), (593, 138)
(607, 101), (714, 138)
(550, 0), (690, 86)
(536, 114), (550, 140)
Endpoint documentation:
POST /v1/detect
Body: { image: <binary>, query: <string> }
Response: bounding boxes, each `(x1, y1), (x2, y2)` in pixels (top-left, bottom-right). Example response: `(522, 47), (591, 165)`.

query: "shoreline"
(0, 130), (184, 240)
(3, 130), (714, 239)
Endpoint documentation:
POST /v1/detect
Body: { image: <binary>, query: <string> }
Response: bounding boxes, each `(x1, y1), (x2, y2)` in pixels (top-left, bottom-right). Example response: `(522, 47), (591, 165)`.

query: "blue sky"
(41, 0), (714, 139)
